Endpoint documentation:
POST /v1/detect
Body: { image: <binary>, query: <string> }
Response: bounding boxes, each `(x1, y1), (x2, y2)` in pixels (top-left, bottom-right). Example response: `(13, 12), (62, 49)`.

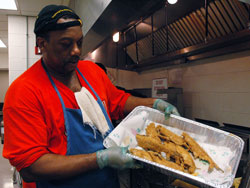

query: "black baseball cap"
(34, 4), (82, 36)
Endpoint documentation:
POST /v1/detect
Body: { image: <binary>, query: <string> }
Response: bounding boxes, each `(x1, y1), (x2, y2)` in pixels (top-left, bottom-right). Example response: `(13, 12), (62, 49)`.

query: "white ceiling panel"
(0, 0), (72, 56)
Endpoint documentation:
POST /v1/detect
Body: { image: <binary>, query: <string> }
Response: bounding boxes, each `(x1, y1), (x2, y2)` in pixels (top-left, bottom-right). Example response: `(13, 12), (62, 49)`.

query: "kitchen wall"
(8, 16), (41, 85)
(0, 53), (8, 69)
(0, 71), (8, 103)
(0, 52), (8, 103)
(108, 50), (250, 128)
(0, 16), (41, 103)
(181, 51), (250, 127)
(0, 52), (9, 103)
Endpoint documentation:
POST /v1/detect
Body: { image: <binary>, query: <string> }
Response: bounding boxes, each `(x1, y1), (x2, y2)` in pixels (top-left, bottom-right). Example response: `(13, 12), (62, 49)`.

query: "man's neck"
(52, 70), (82, 92)
(42, 59), (81, 92)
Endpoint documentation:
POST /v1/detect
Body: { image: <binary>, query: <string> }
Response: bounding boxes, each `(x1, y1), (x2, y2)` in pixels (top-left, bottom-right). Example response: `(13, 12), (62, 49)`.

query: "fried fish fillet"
(136, 134), (181, 160)
(156, 125), (185, 146)
(130, 148), (185, 172)
(136, 134), (196, 173)
(182, 132), (223, 172)
(129, 148), (152, 161)
(145, 123), (161, 142)
(176, 145), (196, 174)
(147, 151), (185, 172)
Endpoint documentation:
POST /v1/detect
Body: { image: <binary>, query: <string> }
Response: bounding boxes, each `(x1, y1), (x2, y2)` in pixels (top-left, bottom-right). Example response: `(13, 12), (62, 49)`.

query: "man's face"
(41, 21), (83, 75)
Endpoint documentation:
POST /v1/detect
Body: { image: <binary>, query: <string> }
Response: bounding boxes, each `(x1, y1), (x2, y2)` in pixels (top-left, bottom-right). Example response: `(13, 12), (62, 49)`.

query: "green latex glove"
(96, 146), (136, 170)
(153, 99), (180, 119)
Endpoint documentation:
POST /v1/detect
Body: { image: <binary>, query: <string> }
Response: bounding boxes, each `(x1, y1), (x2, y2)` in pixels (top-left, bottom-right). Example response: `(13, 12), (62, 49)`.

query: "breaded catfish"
(129, 148), (152, 161)
(136, 134), (196, 173)
(176, 145), (196, 174)
(156, 125), (185, 146)
(148, 151), (185, 172)
(182, 132), (223, 172)
(136, 134), (180, 160)
(130, 148), (185, 173)
(145, 123), (161, 142)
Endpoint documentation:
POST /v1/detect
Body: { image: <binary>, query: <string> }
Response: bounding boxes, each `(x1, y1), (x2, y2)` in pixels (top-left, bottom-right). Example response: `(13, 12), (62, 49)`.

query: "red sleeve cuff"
(8, 148), (49, 172)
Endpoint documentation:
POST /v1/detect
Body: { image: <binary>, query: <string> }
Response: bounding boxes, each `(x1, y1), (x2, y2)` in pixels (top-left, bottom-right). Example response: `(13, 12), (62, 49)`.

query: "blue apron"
(37, 61), (120, 188)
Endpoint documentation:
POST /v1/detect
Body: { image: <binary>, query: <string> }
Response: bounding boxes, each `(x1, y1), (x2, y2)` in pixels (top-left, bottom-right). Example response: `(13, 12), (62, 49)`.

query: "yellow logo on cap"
(78, 19), (83, 26)
(51, 9), (73, 18)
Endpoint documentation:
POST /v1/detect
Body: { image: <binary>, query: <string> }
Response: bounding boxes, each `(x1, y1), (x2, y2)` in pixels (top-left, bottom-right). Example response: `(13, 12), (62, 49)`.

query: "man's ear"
(36, 37), (47, 52)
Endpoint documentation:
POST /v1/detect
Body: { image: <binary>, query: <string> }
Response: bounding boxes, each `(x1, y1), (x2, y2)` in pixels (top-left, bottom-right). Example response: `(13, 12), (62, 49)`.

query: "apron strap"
(41, 60), (70, 128)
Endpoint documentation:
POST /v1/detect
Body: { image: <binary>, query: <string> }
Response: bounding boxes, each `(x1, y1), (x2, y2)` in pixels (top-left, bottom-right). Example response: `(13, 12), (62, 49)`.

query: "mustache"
(69, 56), (80, 63)
(64, 56), (80, 64)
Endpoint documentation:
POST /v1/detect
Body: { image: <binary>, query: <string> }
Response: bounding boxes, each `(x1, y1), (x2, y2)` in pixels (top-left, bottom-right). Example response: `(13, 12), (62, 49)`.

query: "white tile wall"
(230, 113), (250, 127)
(8, 16), (26, 34)
(8, 58), (27, 71)
(28, 17), (41, 67)
(28, 17), (36, 34)
(28, 37), (37, 59)
(8, 44), (26, 59)
(8, 33), (26, 47)
(182, 51), (250, 127)
(8, 15), (39, 85)
(28, 42), (35, 60)
(28, 58), (40, 67)
(0, 71), (9, 102)
(8, 70), (25, 85)
(219, 111), (234, 125)
(107, 68), (138, 89)
(221, 92), (250, 113)
(114, 50), (250, 127)
(0, 53), (8, 69)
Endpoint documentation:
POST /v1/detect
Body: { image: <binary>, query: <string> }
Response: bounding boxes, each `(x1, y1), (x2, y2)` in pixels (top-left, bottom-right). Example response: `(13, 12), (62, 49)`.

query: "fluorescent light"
(91, 49), (97, 59)
(168, 0), (178, 4)
(0, 40), (6, 48)
(0, 0), (17, 10)
(113, 32), (119, 43)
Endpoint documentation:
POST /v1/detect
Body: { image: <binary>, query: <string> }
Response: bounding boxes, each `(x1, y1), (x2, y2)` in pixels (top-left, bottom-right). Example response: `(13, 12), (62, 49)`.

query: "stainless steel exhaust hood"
(74, 0), (166, 56)
(73, 0), (250, 72)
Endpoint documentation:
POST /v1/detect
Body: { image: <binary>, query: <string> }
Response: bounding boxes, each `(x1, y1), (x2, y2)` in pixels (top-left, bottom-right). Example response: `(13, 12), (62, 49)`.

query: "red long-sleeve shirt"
(3, 59), (130, 188)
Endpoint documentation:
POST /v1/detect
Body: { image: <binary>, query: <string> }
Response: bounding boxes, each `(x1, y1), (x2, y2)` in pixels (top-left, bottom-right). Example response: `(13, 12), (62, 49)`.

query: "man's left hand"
(153, 99), (180, 119)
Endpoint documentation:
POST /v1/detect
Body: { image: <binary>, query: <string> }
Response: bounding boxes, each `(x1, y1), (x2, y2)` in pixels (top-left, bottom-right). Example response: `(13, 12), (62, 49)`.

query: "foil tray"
(104, 106), (244, 188)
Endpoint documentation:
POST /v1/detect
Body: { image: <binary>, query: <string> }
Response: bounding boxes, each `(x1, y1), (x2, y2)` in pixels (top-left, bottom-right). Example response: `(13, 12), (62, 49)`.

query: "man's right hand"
(96, 146), (136, 170)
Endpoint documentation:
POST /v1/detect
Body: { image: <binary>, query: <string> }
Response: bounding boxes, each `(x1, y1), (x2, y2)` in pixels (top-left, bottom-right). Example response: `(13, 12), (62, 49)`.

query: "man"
(3, 4), (179, 188)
